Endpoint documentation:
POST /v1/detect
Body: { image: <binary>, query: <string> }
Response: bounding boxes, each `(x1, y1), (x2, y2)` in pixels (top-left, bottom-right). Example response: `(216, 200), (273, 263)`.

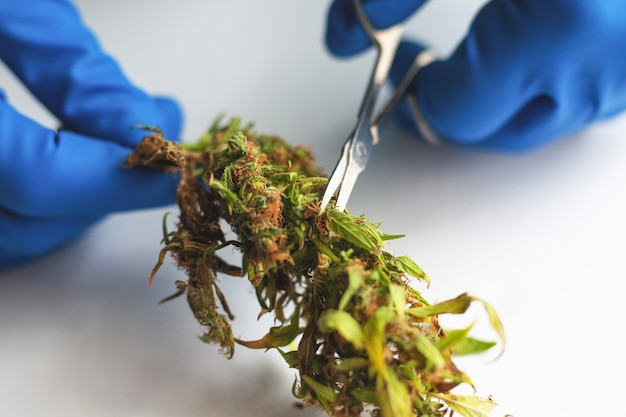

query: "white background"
(2, 1), (626, 416)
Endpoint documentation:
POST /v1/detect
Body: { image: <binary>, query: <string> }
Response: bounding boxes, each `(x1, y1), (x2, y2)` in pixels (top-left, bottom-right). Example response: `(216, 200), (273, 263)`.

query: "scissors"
(320, 0), (435, 212)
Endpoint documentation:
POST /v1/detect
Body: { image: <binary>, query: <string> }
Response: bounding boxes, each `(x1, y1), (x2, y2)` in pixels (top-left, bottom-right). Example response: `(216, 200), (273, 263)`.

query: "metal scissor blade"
(332, 157), (362, 211)
(319, 150), (364, 213)
(320, 125), (372, 212)
(320, 139), (351, 211)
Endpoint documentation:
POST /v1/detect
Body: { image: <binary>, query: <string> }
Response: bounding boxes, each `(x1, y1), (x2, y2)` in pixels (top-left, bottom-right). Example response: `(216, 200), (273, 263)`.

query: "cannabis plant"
(126, 117), (504, 417)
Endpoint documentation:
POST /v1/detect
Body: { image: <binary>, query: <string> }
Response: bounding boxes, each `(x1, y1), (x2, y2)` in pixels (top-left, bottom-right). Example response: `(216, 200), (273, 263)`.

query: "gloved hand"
(0, 0), (182, 268)
(326, 0), (626, 152)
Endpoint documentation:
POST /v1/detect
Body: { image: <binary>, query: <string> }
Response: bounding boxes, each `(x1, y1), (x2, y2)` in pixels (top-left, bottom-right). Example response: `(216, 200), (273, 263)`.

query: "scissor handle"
(370, 49), (438, 145)
(351, 0), (403, 125)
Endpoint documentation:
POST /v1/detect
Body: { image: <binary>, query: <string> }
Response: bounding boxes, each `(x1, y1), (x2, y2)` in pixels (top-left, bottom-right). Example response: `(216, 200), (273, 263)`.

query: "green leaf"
(302, 375), (337, 412)
(333, 357), (369, 371)
(380, 233), (405, 241)
(437, 324), (496, 355)
(453, 337), (497, 356)
(358, 220), (385, 249)
(436, 325), (473, 352)
(363, 307), (391, 377)
(389, 283), (406, 321)
(398, 360), (426, 391)
(278, 349), (300, 368)
(404, 284), (430, 306)
(410, 294), (505, 356)
(208, 178), (245, 212)
(391, 255), (430, 285)
(378, 370), (412, 417)
(431, 393), (497, 417)
(338, 265), (364, 311)
(328, 210), (378, 252)
(350, 388), (378, 404)
(297, 319), (317, 377)
(407, 292), (474, 317)
(415, 334), (446, 369)
(149, 246), (169, 287)
(481, 298), (507, 356)
(311, 237), (340, 264)
(236, 309), (300, 349)
(317, 309), (364, 349)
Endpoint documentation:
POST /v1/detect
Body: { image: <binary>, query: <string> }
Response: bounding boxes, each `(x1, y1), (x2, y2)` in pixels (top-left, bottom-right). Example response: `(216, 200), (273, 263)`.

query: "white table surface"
(2, 1), (626, 416)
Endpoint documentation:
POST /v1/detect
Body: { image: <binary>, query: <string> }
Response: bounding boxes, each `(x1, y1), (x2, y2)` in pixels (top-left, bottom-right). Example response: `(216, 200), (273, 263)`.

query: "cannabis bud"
(126, 117), (504, 417)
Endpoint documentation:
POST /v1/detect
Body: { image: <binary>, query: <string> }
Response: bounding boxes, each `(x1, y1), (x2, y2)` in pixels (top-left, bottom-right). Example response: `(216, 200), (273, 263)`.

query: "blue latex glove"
(0, 0), (182, 268)
(326, 0), (626, 152)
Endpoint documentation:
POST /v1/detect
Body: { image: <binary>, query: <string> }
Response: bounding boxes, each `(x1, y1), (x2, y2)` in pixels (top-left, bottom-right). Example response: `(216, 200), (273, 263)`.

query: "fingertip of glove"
(119, 95), (183, 147)
(154, 96), (183, 142)
(325, 0), (371, 57)
(325, 0), (427, 57)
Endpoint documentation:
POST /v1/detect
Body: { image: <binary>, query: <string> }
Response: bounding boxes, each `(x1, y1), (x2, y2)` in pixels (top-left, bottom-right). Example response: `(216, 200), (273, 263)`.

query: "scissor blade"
(333, 159), (362, 211)
(320, 140), (351, 211)
(321, 122), (374, 212)
(334, 124), (373, 210)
